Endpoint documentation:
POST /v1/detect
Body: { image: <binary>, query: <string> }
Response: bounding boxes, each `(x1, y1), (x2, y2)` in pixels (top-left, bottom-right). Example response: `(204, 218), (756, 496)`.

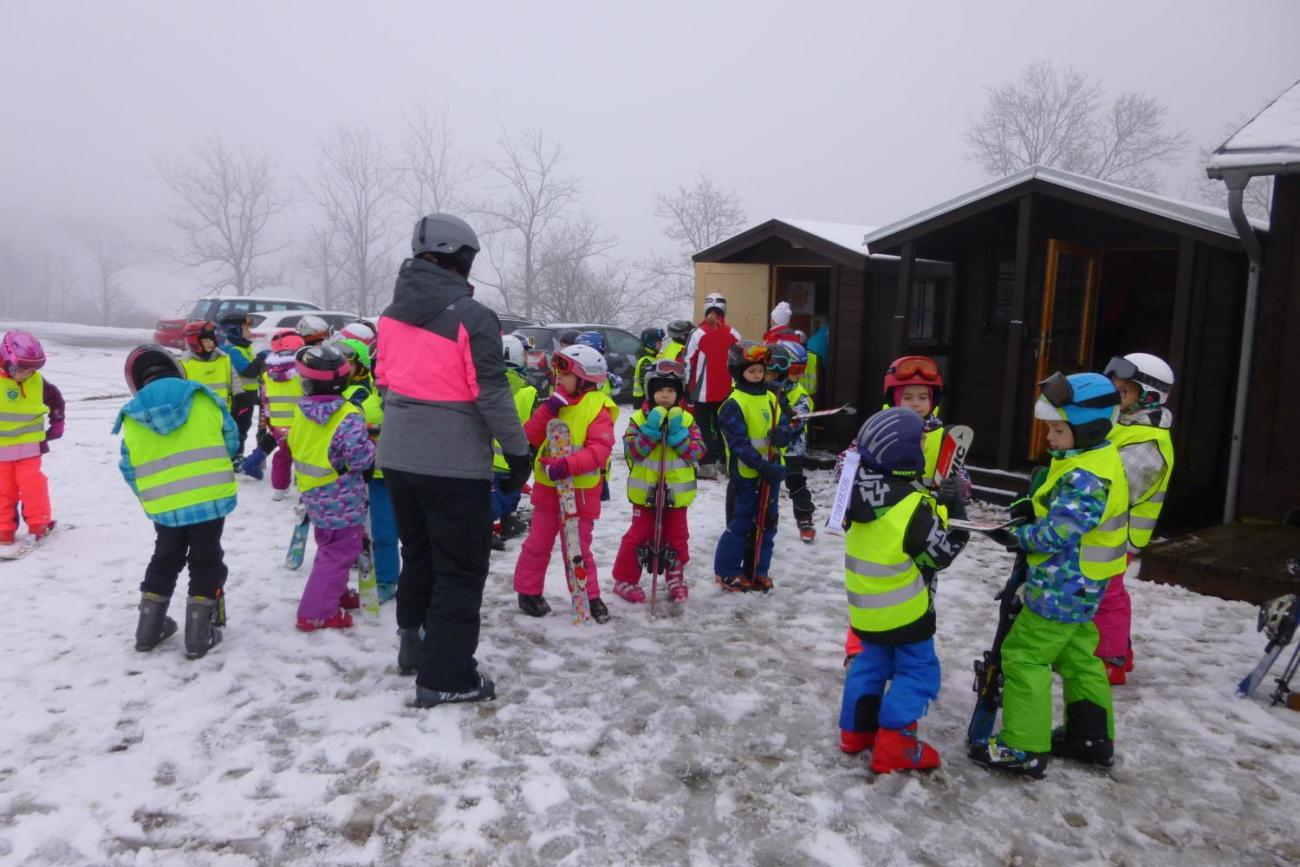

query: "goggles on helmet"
(647, 359), (685, 380)
(1038, 372), (1120, 410)
(738, 343), (770, 365)
(1102, 356), (1138, 381)
(887, 356), (940, 381)
(551, 352), (577, 375)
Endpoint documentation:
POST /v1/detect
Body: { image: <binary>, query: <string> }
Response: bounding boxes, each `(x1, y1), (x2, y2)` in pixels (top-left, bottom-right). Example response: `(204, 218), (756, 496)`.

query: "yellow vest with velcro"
(493, 374), (537, 473)
(227, 344), (260, 393)
(0, 372), (49, 446)
(1109, 423), (1175, 549)
(800, 352), (819, 395)
(844, 489), (930, 633)
(181, 354), (233, 408)
(1030, 443), (1130, 580)
(723, 388), (780, 479)
(657, 340), (684, 363)
(534, 390), (618, 490)
(289, 402), (361, 492)
(626, 408), (697, 508)
(263, 375), (303, 431)
(122, 393), (236, 517)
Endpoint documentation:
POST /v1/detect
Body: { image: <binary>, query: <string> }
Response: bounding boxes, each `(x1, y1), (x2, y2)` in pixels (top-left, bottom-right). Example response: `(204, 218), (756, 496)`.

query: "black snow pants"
(230, 391), (258, 456)
(784, 455), (815, 522)
(141, 517), (228, 599)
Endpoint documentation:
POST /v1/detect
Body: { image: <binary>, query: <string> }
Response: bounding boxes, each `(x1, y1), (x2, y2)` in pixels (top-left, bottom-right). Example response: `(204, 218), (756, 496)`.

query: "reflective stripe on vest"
(288, 402), (361, 492)
(1109, 423), (1174, 549)
(263, 376), (303, 430)
(182, 355), (233, 407)
(122, 393), (235, 516)
(723, 389), (779, 480)
(844, 490), (929, 633)
(533, 390), (618, 490)
(0, 371), (49, 445)
(626, 408), (698, 508)
(1029, 444), (1130, 580)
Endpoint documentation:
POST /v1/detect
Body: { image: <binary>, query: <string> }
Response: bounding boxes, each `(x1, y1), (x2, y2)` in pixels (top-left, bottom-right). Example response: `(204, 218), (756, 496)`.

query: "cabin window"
(985, 256), (1016, 338)
(908, 277), (949, 344)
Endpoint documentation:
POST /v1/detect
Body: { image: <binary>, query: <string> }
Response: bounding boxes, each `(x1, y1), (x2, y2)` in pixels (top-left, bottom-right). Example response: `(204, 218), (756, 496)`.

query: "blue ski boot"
(242, 447), (267, 480)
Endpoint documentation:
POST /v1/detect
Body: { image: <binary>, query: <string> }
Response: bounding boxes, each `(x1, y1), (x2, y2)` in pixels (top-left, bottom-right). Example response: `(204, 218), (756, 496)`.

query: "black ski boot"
(184, 596), (223, 660)
(135, 592), (178, 652)
(518, 593), (551, 617)
(1051, 700), (1114, 767)
(589, 598), (611, 624)
(970, 739), (1049, 778)
(397, 626), (421, 676)
(413, 672), (496, 708)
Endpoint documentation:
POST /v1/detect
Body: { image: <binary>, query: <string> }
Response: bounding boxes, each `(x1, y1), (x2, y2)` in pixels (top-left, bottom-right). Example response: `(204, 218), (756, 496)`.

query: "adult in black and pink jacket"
(376, 213), (531, 709)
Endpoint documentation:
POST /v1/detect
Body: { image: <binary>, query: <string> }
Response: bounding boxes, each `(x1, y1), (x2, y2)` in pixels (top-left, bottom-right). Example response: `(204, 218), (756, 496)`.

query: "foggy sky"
(2, 0), (1298, 317)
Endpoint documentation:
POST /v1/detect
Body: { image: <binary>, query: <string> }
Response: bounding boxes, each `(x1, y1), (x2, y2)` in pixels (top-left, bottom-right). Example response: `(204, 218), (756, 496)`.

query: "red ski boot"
(1124, 646), (1135, 672)
(870, 725), (940, 773)
(840, 729), (875, 754)
(716, 574), (752, 593)
(613, 581), (646, 603)
(797, 519), (816, 544)
(296, 610), (354, 632)
(339, 589), (361, 610)
(1104, 657), (1127, 686)
(666, 566), (688, 603)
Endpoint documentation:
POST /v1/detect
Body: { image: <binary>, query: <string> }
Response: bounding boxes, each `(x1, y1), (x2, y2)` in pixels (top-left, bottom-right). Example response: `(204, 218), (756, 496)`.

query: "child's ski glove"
(936, 475), (961, 506)
(641, 407), (667, 441)
(770, 424), (792, 448)
(501, 453), (532, 493)
(757, 460), (787, 484)
(1009, 497), (1035, 525)
(544, 392), (571, 414)
(46, 420), (64, 441)
(539, 455), (572, 481)
(665, 411), (689, 448)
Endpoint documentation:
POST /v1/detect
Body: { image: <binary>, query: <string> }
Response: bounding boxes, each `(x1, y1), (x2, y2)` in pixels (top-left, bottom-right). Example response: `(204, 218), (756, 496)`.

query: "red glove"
(539, 455), (572, 481)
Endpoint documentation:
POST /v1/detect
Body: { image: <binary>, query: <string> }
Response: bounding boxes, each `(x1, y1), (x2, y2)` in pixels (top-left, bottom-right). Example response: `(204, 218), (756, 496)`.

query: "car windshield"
(515, 327), (556, 350)
(602, 329), (639, 356)
(187, 300), (209, 319)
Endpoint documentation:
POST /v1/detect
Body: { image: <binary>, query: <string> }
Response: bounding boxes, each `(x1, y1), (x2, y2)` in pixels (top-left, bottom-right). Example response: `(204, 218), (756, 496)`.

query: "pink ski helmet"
(2, 331), (46, 374)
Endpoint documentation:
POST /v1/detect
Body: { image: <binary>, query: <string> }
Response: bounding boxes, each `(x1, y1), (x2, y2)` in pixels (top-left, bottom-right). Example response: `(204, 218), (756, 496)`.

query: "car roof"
(202, 295), (322, 303)
(529, 323), (629, 331)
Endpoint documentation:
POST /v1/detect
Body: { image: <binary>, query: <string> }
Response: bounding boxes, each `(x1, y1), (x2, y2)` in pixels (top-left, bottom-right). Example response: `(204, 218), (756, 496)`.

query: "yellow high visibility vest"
(533, 390), (618, 490)
(494, 371), (537, 473)
(657, 340), (685, 363)
(227, 344), (260, 393)
(289, 402), (362, 492)
(342, 383), (384, 480)
(722, 388), (780, 480)
(632, 353), (655, 399)
(263, 375), (303, 431)
(181, 353), (233, 408)
(0, 372), (49, 446)
(626, 408), (697, 508)
(122, 392), (236, 517)
(799, 352), (819, 395)
(1030, 443), (1130, 580)
(1109, 422), (1175, 549)
(844, 489), (930, 634)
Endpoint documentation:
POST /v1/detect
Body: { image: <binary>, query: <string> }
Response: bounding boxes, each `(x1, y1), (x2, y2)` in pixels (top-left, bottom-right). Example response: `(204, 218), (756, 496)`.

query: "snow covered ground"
(2, 324), (1299, 866)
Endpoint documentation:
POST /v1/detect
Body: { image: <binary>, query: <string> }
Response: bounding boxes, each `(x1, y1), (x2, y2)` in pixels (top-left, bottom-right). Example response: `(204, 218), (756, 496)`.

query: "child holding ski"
(612, 359), (706, 604)
(243, 329), (305, 499)
(491, 335), (538, 549)
(971, 372), (1127, 777)
(115, 345), (238, 659)
(0, 331), (64, 545)
(1096, 353), (1176, 684)
(288, 345), (375, 631)
(839, 408), (969, 772)
(769, 343), (817, 543)
(512, 344), (618, 623)
(713, 340), (792, 593)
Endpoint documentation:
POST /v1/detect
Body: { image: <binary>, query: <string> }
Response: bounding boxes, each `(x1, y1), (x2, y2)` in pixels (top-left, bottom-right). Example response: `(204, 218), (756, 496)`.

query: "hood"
(265, 351), (297, 381)
(299, 394), (346, 424)
(112, 380), (211, 435)
(383, 258), (471, 327)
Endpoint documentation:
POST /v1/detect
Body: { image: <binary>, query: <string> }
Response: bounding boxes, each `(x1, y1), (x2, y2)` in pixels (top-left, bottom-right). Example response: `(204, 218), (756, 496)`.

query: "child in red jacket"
(512, 345), (619, 623)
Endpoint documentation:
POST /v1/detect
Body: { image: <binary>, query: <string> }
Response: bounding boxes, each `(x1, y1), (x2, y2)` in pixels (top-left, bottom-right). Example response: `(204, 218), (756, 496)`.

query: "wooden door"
(693, 262), (770, 340)
(1029, 240), (1102, 458)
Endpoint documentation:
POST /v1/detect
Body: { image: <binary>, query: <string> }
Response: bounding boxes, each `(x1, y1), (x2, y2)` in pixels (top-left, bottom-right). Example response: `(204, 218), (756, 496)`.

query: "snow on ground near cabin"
(2, 328), (1299, 867)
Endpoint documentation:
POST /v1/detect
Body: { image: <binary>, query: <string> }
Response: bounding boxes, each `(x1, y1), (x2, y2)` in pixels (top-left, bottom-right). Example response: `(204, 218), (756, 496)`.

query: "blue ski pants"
(713, 476), (778, 579)
(368, 477), (399, 585)
(490, 470), (523, 522)
(839, 637), (941, 732)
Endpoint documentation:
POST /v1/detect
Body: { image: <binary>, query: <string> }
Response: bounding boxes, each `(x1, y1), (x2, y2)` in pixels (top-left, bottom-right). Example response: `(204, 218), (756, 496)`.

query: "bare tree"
(293, 224), (348, 310)
(157, 136), (291, 296)
(310, 124), (400, 316)
(477, 126), (582, 319)
(530, 214), (648, 325)
(965, 60), (1189, 190)
(397, 98), (476, 221)
(1189, 115), (1274, 221)
(644, 175), (747, 311)
(67, 221), (140, 325)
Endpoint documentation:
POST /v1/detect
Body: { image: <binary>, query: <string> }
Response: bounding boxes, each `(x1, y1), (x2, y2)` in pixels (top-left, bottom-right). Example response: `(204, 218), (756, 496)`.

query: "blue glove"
(641, 406), (666, 441)
(758, 460), (787, 484)
(665, 410), (688, 448)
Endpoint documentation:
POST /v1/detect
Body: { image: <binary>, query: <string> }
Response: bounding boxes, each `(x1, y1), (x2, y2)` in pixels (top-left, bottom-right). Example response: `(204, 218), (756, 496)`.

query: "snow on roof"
(1208, 78), (1300, 174)
(776, 218), (877, 257)
(864, 164), (1263, 250)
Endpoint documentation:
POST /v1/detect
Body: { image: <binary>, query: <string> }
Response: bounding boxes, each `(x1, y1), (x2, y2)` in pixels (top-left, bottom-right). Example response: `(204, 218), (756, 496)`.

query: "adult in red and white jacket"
(684, 292), (741, 477)
(375, 213), (530, 709)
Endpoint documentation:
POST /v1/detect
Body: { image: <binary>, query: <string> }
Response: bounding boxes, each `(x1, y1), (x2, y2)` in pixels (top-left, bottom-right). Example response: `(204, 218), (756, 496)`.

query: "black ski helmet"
(125, 344), (185, 394)
(295, 345), (352, 396)
(666, 320), (693, 342)
(727, 340), (770, 381)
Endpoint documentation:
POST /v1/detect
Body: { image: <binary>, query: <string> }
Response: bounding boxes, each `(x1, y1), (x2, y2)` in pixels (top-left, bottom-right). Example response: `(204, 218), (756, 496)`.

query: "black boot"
(135, 592), (178, 652)
(518, 593), (551, 617)
(1051, 700), (1114, 767)
(397, 626), (421, 676)
(589, 597), (611, 624)
(184, 596), (223, 660)
(413, 672), (496, 708)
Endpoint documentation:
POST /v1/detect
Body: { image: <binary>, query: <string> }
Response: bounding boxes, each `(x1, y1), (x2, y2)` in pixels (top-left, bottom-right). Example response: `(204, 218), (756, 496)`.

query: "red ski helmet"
(270, 328), (306, 353)
(183, 320), (218, 355)
(883, 355), (942, 407)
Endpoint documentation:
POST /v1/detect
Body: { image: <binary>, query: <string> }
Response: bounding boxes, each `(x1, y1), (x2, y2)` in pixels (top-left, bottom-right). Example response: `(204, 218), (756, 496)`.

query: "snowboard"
(285, 502), (310, 570)
(0, 521), (71, 561)
(356, 531), (379, 617)
(546, 418), (591, 625)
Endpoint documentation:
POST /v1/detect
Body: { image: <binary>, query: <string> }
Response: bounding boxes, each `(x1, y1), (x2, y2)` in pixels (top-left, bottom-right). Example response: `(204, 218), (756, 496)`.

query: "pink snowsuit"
(512, 395), (614, 599)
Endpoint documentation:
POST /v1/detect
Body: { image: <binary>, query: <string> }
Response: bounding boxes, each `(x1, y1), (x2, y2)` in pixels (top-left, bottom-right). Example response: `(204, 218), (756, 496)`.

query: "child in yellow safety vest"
(242, 329), (305, 498)
(1096, 353), (1177, 685)
(512, 344), (618, 623)
(114, 345), (238, 659)
(611, 359), (706, 604)
(0, 331), (65, 545)
(288, 345), (375, 631)
(179, 320), (234, 411)
(491, 335), (538, 549)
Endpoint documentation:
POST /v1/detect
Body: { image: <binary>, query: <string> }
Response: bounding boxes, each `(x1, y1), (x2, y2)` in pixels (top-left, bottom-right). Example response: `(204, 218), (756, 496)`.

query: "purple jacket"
(298, 395), (375, 529)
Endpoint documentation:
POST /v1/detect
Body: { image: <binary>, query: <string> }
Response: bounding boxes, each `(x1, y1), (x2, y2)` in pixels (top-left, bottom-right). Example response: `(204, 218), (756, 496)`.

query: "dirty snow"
(1, 324), (1299, 866)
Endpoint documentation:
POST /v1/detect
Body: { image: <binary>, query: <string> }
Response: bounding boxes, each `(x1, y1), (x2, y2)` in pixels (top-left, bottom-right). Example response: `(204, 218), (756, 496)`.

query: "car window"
(602, 329), (640, 356)
(247, 314), (267, 327)
(268, 302), (290, 311)
(217, 300), (254, 317)
(322, 314), (352, 329)
(277, 314), (303, 328)
(515, 327), (555, 349)
(188, 300), (210, 319)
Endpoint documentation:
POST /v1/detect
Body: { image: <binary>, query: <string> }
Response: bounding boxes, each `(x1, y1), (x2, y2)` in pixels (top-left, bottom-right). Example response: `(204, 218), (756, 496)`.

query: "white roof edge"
(1211, 78), (1300, 172)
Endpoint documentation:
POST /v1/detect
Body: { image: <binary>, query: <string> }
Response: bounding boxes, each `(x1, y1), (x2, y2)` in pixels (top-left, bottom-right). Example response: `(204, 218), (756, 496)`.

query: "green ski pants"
(998, 607), (1114, 753)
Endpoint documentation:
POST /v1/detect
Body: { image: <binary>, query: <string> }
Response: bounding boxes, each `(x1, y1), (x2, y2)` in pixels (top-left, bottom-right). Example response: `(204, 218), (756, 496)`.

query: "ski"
(949, 518), (1017, 533)
(637, 427), (671, 618)
(823, 447), (860, 537)
(793, 403), (856, 421)
(546, 418), (591, 625)
(356, 530), (379, 617)
(1238, 593), (1298, 698)
(933, 424), (974, 487)
(0, 521), (71, 561)
(285, 501), (310, 570)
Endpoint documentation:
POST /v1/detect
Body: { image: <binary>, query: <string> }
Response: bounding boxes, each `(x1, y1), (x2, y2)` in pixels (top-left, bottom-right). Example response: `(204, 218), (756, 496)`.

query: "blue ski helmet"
(786, 342), (808, 365)
(854, 408), (925, 476)
(575, 331), (607, 354)
(1034, 371), (1120, 450)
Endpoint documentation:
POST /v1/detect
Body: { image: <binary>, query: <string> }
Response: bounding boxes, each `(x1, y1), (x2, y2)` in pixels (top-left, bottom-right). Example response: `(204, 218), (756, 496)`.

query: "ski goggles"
(1037, 372), (1120, 409)
(737, 343), (771, 364)
(887, 356), (940, 381)
(767, 354), (791, 373)
(550, 352), (578, 375)
(647, 359), (685, 379)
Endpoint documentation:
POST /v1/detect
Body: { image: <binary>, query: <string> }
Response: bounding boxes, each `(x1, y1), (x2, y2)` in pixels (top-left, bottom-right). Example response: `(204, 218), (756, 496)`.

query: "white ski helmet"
(703, 292), (727, 316)
(296, 314), (333, 346)
(553, 344), (607, 385)
(1104, 352), (1175, 404)
(502, 333), (527, 369)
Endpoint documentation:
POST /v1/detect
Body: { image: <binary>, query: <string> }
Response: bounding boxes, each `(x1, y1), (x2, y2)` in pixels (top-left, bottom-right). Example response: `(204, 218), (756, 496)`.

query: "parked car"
(498, 314), (538, 333)
(247, 310), (362, 353)
(512, 323), (641, 403)
(153, 295), (323, 349)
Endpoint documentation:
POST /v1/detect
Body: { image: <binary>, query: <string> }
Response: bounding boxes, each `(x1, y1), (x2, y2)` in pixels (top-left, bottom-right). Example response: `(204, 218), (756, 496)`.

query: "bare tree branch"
(643, 174), (747, 309)
(65, 220), (141, 325)
(1189, 115), (1274, 221)
(157, 136), (291, 296)
(396, 98), (476, 221)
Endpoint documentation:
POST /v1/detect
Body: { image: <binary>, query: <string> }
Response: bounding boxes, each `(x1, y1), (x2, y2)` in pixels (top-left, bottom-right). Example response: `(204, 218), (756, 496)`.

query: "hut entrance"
(1031, 239), (1101, 458)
